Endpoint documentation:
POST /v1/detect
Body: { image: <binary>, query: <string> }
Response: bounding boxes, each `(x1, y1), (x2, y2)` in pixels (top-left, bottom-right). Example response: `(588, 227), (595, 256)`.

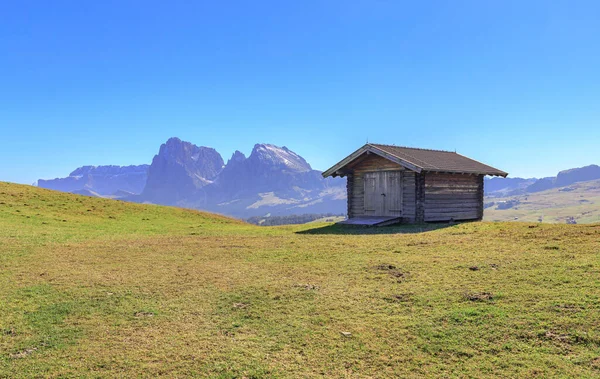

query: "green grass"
(485, 179), (600, 224)
(1, 181), (600, 377)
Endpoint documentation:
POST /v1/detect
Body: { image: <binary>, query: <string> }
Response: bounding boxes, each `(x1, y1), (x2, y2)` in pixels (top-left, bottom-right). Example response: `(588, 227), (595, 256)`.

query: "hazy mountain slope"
(37, 164), (148, 196)
(36, 138), (345, 218)
(525, 177), (556, 193)
(484, 177), (536, 197)
(40, 140), (600, 220)
(126, 138), (346, 217)
(203, 143), (346, 217)
(555, 164), (600, 188)
(485, 164), (600, 197)
(484, 178), (600, 223)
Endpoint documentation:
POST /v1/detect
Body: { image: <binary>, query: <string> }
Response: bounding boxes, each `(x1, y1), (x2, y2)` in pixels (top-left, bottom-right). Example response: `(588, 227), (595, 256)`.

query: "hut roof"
(322, 143), (508, 178)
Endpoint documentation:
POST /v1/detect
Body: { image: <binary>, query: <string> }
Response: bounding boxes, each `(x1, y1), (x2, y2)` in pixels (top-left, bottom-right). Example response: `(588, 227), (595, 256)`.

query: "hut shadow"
(296, 222), (456, 235)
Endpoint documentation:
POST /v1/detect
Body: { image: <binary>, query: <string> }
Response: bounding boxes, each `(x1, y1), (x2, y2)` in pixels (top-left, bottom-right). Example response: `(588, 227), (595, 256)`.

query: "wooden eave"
(322, 144), (509, 178)
(322, 144), (422, 178)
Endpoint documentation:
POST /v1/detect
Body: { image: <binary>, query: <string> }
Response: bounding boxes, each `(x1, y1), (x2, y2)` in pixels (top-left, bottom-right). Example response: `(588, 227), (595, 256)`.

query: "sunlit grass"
(1, 182), (599, 377)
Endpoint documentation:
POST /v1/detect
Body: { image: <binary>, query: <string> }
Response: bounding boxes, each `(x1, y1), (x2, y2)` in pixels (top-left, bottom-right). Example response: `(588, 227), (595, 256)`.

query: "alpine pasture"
(1, 182), (599, 377)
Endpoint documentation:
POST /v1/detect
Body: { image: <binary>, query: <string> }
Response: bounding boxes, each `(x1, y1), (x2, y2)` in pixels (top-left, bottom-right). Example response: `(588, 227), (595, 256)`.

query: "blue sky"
(1, 1), (599, 184)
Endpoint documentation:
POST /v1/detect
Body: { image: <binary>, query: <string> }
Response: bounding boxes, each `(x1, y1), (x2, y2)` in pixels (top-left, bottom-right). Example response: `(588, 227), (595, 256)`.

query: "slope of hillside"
(1, 182), (599, 377)
(484, 179), (600, 223)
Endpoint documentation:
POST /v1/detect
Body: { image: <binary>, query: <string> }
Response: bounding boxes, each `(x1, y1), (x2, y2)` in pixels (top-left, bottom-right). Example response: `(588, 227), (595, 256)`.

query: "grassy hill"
(484, 179), (600, 224)
(1, 181), (600, 377)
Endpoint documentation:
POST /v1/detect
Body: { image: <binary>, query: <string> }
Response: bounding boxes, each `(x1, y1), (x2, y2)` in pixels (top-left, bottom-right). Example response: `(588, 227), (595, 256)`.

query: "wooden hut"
(322, 143), (507, 225)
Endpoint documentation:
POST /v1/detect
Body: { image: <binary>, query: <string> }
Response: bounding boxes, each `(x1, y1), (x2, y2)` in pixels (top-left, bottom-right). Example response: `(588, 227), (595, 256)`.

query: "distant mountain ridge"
(36, 138), (600, 218)
(37, 137), (345, 218)
(203, 143), (344, 216)
(37, 164), (149, 196)
(485, 164), (600, 197)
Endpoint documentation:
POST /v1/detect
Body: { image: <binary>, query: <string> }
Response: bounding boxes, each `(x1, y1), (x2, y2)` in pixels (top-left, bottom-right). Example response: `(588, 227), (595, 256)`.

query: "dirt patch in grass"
(375, 264), (409, 282)
(544, 245), (561, 250)
(293, 283), (319, 290)
(543, 331), (571, 343)
(553, 303), (584, 312)
(9, 347), (38, 359)
(2, 328), (17, 337)
(464, 291), (494, 302)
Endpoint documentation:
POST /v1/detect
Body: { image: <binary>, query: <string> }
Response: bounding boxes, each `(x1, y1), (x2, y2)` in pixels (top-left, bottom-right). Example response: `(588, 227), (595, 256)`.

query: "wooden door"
(363, 171), (403, 216)
(363, 172), (380, 214)
(383, 171), (403, 216)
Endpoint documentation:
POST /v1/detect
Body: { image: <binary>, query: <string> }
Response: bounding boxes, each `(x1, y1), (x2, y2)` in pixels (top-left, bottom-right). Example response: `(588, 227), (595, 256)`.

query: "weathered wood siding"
(346, 173), (354, 218)
(349, 170), (365, 217)
(401, 172), (416, 222)
(347, 153), (406, 172)
(347, 153), (416, 222)
(423, 173), (483, 221)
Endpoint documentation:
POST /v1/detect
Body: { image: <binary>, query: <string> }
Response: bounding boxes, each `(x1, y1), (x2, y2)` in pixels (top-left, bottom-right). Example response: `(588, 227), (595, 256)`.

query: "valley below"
(484, 179), (600, 224)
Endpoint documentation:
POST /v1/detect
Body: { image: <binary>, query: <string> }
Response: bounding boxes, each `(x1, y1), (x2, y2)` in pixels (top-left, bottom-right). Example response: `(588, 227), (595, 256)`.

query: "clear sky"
(1, 1), (599, 184)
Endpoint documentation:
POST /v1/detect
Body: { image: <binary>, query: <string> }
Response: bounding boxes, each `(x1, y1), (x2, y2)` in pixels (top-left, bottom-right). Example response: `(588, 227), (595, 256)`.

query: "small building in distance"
(322, 143), (508, 225)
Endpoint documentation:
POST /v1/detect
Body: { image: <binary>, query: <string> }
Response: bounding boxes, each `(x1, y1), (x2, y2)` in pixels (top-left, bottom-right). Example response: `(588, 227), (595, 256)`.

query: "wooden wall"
(344, 153), (485, 224)
(346, 154), (417, 222)
(401, 172), (416, 222)
(422, 173), (483, 222)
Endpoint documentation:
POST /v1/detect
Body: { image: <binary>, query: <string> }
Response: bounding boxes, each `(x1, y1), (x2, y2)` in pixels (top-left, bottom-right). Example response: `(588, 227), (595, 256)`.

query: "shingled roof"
(322, 143), (508, 178)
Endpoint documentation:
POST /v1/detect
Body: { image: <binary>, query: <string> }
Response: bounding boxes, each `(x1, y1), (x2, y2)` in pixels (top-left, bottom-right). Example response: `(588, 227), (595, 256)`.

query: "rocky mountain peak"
(141, 138), (225, 204)
(158, 137), (223, 173)
(228, 150), (247, 164)
(249, 143), (312, 172)
(37, 138), (346, 217)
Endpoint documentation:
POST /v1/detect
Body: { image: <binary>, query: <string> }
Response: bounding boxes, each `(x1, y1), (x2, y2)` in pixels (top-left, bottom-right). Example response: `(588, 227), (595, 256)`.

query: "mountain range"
(37, 165), (149, 197)
(484, 164), (600, 197)
(36, 137), (600, 218)
(37, 138), (345, 218)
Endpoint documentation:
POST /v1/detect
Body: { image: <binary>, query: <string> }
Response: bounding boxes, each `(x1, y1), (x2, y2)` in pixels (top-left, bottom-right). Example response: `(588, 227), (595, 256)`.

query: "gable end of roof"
(322, 143), (508, 178)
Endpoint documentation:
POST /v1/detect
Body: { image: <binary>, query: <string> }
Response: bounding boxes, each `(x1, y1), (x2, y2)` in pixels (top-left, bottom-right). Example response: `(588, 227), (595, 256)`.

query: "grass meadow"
(1, 182), (600, 377)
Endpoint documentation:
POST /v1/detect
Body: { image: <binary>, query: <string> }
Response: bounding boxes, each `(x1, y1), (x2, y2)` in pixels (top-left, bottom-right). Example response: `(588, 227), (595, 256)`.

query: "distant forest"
(246, 213), (344, 226)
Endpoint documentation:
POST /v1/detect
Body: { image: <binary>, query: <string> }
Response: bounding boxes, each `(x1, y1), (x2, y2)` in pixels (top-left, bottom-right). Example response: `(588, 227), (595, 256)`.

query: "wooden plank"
(352, 154), (405, 173)
(425, 184), (479, 190)
(425, 188), (479, 195)
(340, 216), (402, 226)
(425, 194), (479, 200)
(323, 145), (370, 178)
(477, 174), (484, 220)
(425, 207), (478, 214)
(425, 201), (480, 206)
(424, 211), (479, 218)
(426, 176), (479, 183)
(425, 215), (479, 222)
(426, 172), (479, 180)
(416, 173), (425, 223)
